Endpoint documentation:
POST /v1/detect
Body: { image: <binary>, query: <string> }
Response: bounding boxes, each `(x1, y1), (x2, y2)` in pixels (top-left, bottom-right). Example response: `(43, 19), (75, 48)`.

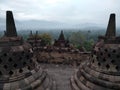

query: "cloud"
(0, 0), (120, 26)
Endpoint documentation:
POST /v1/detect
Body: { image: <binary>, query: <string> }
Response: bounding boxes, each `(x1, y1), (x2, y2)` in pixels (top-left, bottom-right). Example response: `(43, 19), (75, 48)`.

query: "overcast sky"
(0, 0), (120, 27)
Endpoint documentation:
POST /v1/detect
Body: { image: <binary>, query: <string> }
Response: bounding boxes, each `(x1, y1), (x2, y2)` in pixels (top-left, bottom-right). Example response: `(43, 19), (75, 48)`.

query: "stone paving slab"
(40, 64), (77, 90)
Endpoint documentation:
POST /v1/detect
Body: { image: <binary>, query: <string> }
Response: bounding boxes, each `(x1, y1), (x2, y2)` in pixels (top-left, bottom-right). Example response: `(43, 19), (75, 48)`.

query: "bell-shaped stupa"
(0, 11), (55, 90)
(71, 13), (120, 90)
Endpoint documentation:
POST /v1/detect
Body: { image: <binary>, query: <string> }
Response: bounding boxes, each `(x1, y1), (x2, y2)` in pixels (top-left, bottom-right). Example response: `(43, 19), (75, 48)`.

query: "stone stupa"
(27, 31), (42, 47)
(54, 30), (70, 47)
(71, 13), (120, 90)
(0, 11), (55, 90)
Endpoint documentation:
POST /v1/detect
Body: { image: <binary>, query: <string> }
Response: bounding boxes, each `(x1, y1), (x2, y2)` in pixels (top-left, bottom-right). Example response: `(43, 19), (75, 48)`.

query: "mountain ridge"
(0, 18), (119, 31)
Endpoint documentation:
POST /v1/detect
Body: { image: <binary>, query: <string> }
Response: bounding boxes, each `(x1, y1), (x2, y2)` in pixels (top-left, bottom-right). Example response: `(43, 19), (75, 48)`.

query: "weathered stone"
(71, 13), (120, 90)
(0, 11), (55, 90)
(27, 31), (42, 47)
(6, 11), (17, 37)
(105, 14), (116, 38)
(54, 30), (70, 47)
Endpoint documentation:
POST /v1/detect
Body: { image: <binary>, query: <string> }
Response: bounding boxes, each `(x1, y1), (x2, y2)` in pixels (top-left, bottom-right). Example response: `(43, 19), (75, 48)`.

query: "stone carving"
(27, 31), (42, 47)
(0, 11), (56, 90)
(71, 14), (120, 90)
(6, 11), (17, 37)
(54, 30), (70, 47)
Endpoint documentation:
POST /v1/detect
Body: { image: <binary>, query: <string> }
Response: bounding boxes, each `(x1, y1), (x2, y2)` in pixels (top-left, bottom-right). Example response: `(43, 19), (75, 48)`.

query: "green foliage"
(39, 33), (52, 46)
(69, 31), (86, 46)
(22, 34), (28, 40)
(69, 31), (94, 51)
(18, 30), (102, 51)
(83, 39), (94, 51)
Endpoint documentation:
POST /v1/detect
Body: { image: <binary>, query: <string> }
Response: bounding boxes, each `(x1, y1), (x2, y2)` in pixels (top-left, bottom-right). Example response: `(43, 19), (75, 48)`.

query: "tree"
(69, 31), (86, 47)
(83, 39), (94, 51)
(69, 31), (94, 51)
(39, 33), (52, 46)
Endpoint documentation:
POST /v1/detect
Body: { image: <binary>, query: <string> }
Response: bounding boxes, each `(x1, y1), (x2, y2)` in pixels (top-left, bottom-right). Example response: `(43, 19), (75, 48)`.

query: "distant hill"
(0, 18), (120, 31)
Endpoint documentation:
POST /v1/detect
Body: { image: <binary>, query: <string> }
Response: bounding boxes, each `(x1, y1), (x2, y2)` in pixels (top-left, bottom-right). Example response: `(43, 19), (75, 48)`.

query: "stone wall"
(35, 50), (89, 66)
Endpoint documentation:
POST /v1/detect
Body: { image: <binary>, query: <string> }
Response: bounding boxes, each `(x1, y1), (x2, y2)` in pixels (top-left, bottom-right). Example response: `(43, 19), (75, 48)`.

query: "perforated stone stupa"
(27, 31), (42, 47)
(71, 13), (120, 90)
(0, 11), (55, 90)
(54, 30), (70, 47)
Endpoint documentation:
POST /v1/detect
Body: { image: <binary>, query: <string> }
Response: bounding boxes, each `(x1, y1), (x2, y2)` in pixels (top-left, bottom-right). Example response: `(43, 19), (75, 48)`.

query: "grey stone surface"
(106, 13), (116, 38)
(40, 64), (77, 90)
(71, 13), (120, 90)
(0, 11), (55, 90)
(54, 30), (70, 47)
(6, 11), (17, 37)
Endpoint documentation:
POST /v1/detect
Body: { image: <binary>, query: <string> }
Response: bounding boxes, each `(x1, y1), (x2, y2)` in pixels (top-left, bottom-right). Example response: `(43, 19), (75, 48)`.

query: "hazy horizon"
(0, 0), (120, 29)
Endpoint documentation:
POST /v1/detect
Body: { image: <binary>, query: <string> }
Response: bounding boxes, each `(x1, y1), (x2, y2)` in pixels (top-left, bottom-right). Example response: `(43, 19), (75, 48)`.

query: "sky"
(0, 0), (120, 27)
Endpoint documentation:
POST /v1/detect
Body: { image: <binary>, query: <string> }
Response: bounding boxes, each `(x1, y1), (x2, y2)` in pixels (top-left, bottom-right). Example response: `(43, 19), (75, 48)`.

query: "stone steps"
(70, 76), (80, 90)
(36, 71), (56, 90)
(70, 66), (118, 90)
